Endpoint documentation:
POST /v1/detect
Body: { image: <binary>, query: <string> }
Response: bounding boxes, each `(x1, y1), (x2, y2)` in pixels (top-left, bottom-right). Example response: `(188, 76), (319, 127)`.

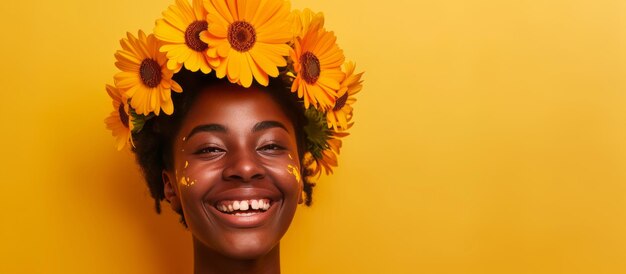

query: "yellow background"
(1, 0), (625, 273)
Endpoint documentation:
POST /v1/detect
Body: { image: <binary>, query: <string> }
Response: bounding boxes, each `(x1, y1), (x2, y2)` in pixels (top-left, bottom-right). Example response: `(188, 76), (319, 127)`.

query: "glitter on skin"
(178, 162), (194, 187)
(180, 176), (190, 186)
(179, 175), (196, 187)
(286, 153), (301, 182)
(287, 164), (301, 183)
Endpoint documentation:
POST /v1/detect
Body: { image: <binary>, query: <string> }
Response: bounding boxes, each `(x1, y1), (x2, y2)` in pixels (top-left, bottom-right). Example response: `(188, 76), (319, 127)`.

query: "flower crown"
(105, 0), (364, 181)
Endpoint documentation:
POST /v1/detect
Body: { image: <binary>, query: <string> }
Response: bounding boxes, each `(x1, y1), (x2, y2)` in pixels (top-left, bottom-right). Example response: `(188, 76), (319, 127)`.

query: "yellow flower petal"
(246, 53), (268, 86)
(114, 31), (181, 116)
(154, 0), (218, 73)
(227, 50), (241, 82)
(238, 52), (253, 87)
(204, 0), (291, 86)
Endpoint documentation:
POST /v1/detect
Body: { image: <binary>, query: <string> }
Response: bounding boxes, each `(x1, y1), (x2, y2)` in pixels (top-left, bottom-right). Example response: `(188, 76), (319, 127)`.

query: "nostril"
(224, 169), (265, 182)
(222, 155), (266, 182)
(227, 174), (244, 181)
(251, 173), (264, 180)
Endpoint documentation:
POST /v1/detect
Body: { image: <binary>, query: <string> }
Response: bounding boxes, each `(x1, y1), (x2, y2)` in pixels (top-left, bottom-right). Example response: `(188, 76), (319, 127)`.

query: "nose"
(222, 148), (265, 182)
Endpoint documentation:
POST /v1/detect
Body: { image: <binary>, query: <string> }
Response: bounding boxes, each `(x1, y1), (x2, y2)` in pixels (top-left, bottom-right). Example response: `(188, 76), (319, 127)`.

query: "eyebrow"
(185, 121), (289, 140)
(186, 124), (227, 140)
(252, 120), (289, 133)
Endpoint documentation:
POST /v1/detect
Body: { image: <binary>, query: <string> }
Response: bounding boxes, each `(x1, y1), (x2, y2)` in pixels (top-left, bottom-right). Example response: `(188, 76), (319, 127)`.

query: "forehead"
(181, 83), (295, 133)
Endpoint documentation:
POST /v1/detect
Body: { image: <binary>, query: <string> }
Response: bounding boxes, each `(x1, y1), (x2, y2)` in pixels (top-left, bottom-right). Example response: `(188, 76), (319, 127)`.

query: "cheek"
(175, 160), (196, 188)
(286, 164), (301, 184)
(176, 161), (196, 186)
(176, 160), (223, 200)
(263, 159), (302, 198)
(286, 153), (302, 184)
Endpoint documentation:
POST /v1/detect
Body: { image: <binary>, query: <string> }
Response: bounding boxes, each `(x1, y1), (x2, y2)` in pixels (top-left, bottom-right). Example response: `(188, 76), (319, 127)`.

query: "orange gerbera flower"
(114, 30), (182, 116)
(316, 131), (347, 175)
(291, 15), (345, 109)
(326, 61), (364, 131)
(154, 0), (220, 73)
(104, 85), (133, 150)
(304, 131), (348, 179)
(202, 0), (293, 87)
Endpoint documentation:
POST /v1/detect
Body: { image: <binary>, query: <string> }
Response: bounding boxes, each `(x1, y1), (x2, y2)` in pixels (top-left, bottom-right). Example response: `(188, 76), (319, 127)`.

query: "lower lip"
(207, 202), (278, 228)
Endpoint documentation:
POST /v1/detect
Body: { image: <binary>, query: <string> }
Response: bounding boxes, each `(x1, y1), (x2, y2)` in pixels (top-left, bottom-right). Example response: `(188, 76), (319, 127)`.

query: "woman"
(105, 0), (363, 273)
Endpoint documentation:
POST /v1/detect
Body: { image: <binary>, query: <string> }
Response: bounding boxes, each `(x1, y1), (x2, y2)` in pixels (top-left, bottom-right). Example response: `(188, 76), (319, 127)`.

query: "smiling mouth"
(215, 199), (272, 216)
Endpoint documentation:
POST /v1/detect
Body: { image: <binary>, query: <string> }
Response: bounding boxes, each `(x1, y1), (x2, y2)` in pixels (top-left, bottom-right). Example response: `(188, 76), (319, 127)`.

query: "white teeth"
(233, 201), (240, 210)
(240, 201), (249, 211)
(251, 200), (259, 210)
(216, 199), (271, 213)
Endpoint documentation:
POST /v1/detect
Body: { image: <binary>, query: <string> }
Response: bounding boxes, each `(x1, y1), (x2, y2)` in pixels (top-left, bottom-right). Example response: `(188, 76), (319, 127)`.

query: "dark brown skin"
(162, 83), (303, 274)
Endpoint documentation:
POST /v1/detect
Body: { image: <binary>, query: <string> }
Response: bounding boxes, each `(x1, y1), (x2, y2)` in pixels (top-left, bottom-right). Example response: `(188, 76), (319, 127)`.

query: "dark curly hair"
(131, 69), (316, 225)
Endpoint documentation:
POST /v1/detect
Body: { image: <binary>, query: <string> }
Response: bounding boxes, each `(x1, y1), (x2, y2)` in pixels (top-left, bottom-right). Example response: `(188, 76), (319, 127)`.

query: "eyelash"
(259, 143), (285, 152)
(194, 146), (225, 155)
(192, 144), (285, 155)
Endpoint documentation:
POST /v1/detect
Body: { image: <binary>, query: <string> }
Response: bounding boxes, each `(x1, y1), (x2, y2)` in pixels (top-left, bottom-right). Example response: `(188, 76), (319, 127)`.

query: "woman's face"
(164, 83), (302, 259)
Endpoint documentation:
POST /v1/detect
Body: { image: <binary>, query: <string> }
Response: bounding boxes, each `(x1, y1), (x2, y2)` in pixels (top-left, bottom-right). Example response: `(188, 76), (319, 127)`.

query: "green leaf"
(129, 108), (154, 134)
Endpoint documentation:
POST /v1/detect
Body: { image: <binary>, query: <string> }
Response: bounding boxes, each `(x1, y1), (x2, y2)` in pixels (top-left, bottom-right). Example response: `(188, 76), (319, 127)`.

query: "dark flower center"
(185, 21), (209, 52)
(139, 58), (162, 88)
(228, 21), (256, 52)
(333, 92), (349, 111)
(118, 104), (130, 128)
(300, 51), (320, 84)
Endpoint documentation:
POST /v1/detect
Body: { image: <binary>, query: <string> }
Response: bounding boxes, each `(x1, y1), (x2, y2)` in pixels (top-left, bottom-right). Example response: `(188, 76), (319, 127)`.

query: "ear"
(162, 170), (182, 212)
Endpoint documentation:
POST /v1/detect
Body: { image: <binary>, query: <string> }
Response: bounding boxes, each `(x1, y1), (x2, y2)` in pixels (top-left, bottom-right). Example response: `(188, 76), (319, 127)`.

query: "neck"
(192, 237), (281, 274)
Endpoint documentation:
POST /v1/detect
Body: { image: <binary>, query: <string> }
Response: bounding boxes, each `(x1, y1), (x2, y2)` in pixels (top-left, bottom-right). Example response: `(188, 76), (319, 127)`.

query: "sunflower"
(291, 15), (345, 110)
(291, 8), (324, 39)
(302, 107), (345, 176)
(154, 0), (220, 73)
(201, 0), (293, 87)
(326, 61), (364, 131)
(114, 30), (182, 116)
(316, 131), (347, 175)
(104, 85), (133, 151)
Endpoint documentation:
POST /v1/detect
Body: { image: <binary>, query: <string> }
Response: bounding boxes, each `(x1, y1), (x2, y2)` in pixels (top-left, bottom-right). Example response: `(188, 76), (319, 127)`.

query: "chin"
(216, 233), (280, 260)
